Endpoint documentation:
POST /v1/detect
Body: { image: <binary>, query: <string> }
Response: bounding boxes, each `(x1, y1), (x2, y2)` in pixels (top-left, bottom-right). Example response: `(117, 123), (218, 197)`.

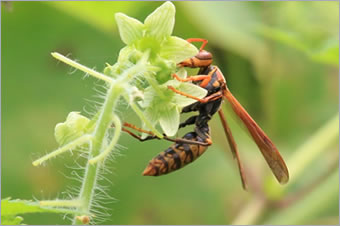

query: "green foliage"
(1, 198), (82, 225)
(257, 25), (339, 66)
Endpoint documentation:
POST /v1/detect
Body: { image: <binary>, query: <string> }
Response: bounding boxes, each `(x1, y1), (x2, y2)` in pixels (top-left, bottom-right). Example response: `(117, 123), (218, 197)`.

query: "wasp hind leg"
(218, 109), (248, 190)
(121, 127), (159, 142)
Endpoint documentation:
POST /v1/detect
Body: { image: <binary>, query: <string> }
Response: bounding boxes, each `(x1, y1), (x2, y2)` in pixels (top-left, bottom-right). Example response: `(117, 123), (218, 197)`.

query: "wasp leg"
(218, 109), (248, 190)
(186, 38), (208, 51)
(172, 73), (210, 82)
(171, 137), (211, 146)
(172, 67), (217, 88)
(179, 115), (197, 129)
(123, 122), (154, 136)
(111, 122), (158, 141)
(119, 122), (211, 146)
(168, 86), (223, 103)
(121, 127), (159, 142)
(122, 127), (210, 146)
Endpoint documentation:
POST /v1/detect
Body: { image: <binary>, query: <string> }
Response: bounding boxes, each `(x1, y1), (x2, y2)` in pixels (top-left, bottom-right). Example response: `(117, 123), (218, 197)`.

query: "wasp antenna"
(186, 38), (208, 51)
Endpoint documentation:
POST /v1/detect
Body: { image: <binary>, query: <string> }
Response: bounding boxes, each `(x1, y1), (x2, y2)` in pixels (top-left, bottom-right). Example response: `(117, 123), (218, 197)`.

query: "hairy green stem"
(42, 52), (167, 224)
(89, 114), (122, 164)
(40, 199), (82, 208)
(33, 134), (93, 166)
(73, 84), (122, 225)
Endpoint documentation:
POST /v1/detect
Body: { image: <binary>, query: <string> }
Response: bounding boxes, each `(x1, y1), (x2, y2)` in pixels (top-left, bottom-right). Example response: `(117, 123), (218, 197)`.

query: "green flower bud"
(55, 112), (90, 146)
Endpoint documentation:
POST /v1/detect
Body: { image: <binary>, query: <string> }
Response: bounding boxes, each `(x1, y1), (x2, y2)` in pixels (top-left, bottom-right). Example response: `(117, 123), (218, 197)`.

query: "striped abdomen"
(143, 131), (209, 176)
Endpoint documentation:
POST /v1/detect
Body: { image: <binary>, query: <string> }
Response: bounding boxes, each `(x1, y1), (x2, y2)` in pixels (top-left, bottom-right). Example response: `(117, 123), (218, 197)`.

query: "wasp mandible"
(121, 38), (289, 189)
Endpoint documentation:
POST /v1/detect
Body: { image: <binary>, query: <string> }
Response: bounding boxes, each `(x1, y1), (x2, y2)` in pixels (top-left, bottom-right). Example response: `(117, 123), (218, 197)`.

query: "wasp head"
(178, 50), (213, 68)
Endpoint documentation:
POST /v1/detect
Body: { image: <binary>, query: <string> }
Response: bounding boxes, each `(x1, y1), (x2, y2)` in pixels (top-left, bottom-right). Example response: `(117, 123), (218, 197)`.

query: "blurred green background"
(2, 1), (339, 225)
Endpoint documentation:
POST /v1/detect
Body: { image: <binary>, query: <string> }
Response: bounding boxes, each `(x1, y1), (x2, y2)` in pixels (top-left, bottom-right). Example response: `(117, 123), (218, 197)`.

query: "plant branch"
(73, 84), (122, 225)
(51, 52), (114, 84)
(89, 114), (122, 164)
(32, 134), (93, 166)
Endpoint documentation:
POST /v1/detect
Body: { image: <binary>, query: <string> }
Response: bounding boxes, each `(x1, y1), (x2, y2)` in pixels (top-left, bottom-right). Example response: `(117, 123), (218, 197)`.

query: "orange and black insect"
(121, 38), (289, 189)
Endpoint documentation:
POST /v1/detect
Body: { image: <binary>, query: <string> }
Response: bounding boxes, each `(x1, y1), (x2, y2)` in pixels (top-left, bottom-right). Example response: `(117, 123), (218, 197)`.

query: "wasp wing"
(223, 88), (289, 184)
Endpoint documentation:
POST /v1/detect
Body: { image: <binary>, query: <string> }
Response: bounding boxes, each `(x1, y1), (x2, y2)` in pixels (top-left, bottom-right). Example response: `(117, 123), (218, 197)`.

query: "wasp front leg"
(172, 67), (217, 88)
(168, 85), (223, 103)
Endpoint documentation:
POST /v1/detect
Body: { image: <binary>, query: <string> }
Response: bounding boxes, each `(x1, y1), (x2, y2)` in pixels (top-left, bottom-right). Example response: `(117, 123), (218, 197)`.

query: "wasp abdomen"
(143, 132), (208, 176)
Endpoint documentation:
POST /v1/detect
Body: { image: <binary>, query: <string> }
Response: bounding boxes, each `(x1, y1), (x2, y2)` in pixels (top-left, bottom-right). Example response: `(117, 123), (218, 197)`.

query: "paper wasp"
(121, 38), (289, 189)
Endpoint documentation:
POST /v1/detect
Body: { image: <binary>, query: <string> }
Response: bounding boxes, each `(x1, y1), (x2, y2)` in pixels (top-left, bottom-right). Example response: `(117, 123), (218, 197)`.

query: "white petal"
(173, 83), (208, 107)
(160, 36), (198, 63)
(144, 2), (175, 40)
(115, 13), (144, 45)
(159, 105), (179, 136)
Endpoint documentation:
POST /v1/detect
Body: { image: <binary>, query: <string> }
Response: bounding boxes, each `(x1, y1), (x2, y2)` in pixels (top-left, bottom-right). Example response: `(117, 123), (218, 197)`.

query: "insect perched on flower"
(120, 39), (289, 190)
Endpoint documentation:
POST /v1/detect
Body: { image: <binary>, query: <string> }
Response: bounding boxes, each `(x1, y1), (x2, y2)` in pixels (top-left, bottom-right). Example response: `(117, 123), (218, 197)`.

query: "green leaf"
(1, 215), (24, 225)
(1, 199), (47, 216)
(310, 38), (339, 66)
(160, 36), (199, 63)
(115, 13), (144, 45)
(256, 25), (308, 53)
(1, 198), (80, 216)
(159, 104), (180, 136)
(1, 198), (85, 225)
(144, 1), (175, 40)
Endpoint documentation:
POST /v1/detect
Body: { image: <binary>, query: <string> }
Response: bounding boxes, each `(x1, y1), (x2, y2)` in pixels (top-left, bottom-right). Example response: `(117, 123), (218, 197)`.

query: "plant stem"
(89, 114), (122, 164)
(287, 113), (339, 184)
(32, 134), (93, 166)
(39, 199), (82, 207)
(232, 196), (267, 225)
(51, 52), (114, 84)
(72, 84), (122, 225)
